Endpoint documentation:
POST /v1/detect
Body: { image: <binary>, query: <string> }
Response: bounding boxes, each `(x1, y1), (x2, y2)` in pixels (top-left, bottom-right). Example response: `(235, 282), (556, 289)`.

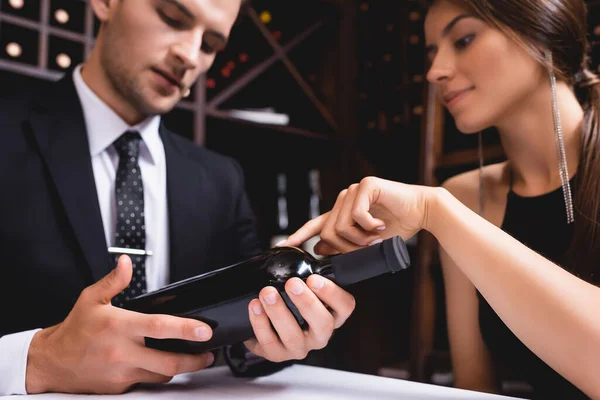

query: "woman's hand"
(280, 176), (438, 255)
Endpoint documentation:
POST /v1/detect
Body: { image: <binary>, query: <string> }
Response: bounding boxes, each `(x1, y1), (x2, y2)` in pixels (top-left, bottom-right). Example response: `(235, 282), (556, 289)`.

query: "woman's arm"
(439, 245), (499, 393)
(428, 187), (600, 398)
(281, 176), (600, 398)
(281, 177), (600, 397)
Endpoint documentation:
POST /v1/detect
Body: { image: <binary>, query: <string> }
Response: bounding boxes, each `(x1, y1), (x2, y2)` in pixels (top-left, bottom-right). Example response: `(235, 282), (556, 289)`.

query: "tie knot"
(114, 131), (142, 160)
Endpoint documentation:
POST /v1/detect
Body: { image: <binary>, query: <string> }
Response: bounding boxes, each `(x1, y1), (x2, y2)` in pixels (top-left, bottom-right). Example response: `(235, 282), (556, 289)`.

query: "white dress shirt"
(0, 64), (170, 395)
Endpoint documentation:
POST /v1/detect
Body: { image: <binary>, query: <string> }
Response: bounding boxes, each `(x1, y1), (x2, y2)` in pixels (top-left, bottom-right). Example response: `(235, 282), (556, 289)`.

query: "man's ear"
(89, 0), (114, 23)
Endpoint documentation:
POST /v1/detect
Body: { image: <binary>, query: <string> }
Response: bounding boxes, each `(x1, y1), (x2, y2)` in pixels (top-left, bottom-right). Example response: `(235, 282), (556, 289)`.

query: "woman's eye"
(455, 34), (475, 50)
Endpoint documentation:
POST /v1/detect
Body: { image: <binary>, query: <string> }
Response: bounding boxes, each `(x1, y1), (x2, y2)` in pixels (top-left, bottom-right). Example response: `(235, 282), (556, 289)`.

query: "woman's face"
(424, 0), (546, 133)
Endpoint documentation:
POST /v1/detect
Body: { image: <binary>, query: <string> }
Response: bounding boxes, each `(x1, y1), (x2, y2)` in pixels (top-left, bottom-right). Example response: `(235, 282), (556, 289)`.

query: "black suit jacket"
(0, 74), (275, 373)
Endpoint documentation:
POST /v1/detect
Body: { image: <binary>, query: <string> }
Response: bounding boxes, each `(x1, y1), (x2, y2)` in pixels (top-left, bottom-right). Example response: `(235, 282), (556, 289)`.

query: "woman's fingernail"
(251, 302), (263, 315)
(368, 238), (383, 246)
(195, 326), (210, 340)
(309, 275), (325, 290)
(376, 226), (386, 231)
(289, 280), (304, 296)
(264, 292), (277, 305)
(275, 239), (287, 247)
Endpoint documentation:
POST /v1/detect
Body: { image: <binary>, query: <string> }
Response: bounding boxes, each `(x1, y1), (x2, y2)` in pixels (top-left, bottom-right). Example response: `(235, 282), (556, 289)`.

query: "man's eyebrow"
(163, 0), (194, 19)
(161, 0), (229, 47)
(425, 14), (475, 56)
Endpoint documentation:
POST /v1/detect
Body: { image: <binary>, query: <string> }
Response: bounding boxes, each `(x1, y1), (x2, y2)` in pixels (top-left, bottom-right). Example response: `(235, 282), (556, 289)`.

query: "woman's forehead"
(424, 1), (469, 38)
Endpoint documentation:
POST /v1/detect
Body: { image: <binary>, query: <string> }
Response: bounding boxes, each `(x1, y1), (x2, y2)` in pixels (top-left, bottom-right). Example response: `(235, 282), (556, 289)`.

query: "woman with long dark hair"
(280, 0), (600, 398)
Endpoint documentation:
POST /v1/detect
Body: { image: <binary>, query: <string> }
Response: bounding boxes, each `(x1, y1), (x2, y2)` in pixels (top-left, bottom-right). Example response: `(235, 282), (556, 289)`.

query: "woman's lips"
(444, 87), (474, 108)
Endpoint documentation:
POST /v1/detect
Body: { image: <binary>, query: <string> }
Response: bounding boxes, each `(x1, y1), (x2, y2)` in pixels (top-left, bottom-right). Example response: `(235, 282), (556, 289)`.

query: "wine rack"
(0, 0), (94, 78)
(354, 0), (426, 185)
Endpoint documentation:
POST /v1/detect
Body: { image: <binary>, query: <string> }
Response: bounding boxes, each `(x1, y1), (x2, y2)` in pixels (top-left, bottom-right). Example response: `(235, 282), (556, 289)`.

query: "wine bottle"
(302, 169), (322, 259)
(0, 23), (38, 67)
(269, 172), (291, 248)
(48, 35), (84, 72)
(122, 236), (410, 354)
(49, 0), (86, 34)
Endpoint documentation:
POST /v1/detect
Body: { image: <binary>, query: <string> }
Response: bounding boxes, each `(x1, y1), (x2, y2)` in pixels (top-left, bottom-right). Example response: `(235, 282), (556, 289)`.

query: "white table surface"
(1, 364), (526, 400)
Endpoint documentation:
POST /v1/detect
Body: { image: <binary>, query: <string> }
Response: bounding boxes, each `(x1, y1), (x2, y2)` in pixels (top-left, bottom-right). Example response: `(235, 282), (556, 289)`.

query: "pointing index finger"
(279, 212), (330, 247)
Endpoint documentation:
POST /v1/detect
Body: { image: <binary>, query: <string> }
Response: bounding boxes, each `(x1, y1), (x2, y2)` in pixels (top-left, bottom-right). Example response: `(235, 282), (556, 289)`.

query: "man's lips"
(152, 68), (183, 89)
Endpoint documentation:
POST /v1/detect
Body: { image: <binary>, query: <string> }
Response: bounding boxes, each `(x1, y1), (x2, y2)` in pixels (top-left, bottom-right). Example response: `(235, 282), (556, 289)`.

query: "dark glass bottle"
(302, 169), (322, 258)
(122, 236), (410, 354)
(269, 172), (292, 248)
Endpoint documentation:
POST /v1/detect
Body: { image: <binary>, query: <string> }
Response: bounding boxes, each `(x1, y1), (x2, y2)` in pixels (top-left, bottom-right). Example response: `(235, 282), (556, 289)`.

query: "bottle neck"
(322, 236), (410, 287)
(315, 256), (334, 278)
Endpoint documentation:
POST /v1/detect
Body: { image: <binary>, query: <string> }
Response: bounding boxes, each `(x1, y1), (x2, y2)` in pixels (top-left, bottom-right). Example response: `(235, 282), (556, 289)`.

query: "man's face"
(95, 0), (241, 117)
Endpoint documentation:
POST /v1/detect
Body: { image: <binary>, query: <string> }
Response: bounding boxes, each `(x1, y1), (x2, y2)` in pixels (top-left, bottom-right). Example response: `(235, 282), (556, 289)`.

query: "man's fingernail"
(289, 280), (304, 296)
(251, 302), (263, 315)
(309, 275), (325, 290)
(195, 326), (210, 340)
(264, 292), (277, 305)
(275, 239), (287, 247)
(368, 238), (383, 246)
(205, 352), (215, 365)
(376, 226), (386, 231)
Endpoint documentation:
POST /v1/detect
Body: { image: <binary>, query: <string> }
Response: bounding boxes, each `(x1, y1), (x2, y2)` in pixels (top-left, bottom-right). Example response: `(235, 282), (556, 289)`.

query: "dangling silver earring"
(545, 50), (575, 224)
(478, 131), (485, 216)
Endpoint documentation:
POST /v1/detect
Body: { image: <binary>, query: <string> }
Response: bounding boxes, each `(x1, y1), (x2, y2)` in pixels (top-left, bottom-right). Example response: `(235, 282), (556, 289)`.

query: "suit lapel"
(29, 76), (112, 283)
(160, 125), (211, 283)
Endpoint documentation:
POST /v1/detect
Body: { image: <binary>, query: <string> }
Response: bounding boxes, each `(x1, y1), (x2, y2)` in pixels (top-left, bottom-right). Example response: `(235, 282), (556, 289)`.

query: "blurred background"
(3, 0), (600, 397)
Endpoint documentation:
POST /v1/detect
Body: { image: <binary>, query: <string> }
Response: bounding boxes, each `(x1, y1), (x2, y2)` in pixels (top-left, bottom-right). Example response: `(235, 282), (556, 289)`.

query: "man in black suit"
(0, 0), (356, 395)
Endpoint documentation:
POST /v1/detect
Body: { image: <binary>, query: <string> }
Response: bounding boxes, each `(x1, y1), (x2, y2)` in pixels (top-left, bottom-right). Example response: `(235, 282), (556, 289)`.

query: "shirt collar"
(72, 64), (162, 164)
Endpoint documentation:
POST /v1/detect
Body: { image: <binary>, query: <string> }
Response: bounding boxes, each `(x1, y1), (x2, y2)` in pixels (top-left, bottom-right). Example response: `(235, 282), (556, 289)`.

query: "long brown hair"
(431, 0), (600, 282)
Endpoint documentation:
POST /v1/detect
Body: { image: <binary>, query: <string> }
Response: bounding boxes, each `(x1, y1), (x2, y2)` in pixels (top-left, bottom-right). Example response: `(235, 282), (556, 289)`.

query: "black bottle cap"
(330, 236), (410, 286)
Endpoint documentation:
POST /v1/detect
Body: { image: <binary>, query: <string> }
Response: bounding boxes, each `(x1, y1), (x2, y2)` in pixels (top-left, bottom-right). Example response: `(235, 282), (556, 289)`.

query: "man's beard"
(100, 37), (179, 117)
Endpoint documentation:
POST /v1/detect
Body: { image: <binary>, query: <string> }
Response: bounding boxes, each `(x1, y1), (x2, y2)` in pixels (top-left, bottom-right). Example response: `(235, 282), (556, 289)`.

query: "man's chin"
(142, 97), (181, 116)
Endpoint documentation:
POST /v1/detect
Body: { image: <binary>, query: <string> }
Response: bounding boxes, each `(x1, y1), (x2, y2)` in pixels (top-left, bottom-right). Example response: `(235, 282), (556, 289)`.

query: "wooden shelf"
(206, 108), (336, 141)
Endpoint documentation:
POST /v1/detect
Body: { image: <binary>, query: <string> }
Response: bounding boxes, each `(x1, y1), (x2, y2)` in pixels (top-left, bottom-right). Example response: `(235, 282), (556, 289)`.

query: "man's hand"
(26, 256), (215, 394)
(243, 275), (355, 362)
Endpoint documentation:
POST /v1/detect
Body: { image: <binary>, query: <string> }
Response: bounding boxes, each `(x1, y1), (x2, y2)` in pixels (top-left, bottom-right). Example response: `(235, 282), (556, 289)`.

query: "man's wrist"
(26, 326), (56, 394)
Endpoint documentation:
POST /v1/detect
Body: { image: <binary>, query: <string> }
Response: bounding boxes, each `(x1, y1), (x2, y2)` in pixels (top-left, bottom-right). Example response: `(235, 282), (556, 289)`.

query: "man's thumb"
(93, 255), (133, 305)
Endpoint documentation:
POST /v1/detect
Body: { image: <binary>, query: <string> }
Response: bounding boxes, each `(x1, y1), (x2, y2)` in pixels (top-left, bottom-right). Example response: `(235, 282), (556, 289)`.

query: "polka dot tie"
(111, 131), (147, 307)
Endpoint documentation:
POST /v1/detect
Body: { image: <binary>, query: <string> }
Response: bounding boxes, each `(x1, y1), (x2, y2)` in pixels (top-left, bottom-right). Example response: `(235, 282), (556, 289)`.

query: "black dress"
(477, 179), (589, 399)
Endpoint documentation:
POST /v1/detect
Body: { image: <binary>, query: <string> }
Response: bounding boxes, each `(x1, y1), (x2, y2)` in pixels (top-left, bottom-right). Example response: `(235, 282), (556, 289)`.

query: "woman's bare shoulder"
(441, 161), (509, 212)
